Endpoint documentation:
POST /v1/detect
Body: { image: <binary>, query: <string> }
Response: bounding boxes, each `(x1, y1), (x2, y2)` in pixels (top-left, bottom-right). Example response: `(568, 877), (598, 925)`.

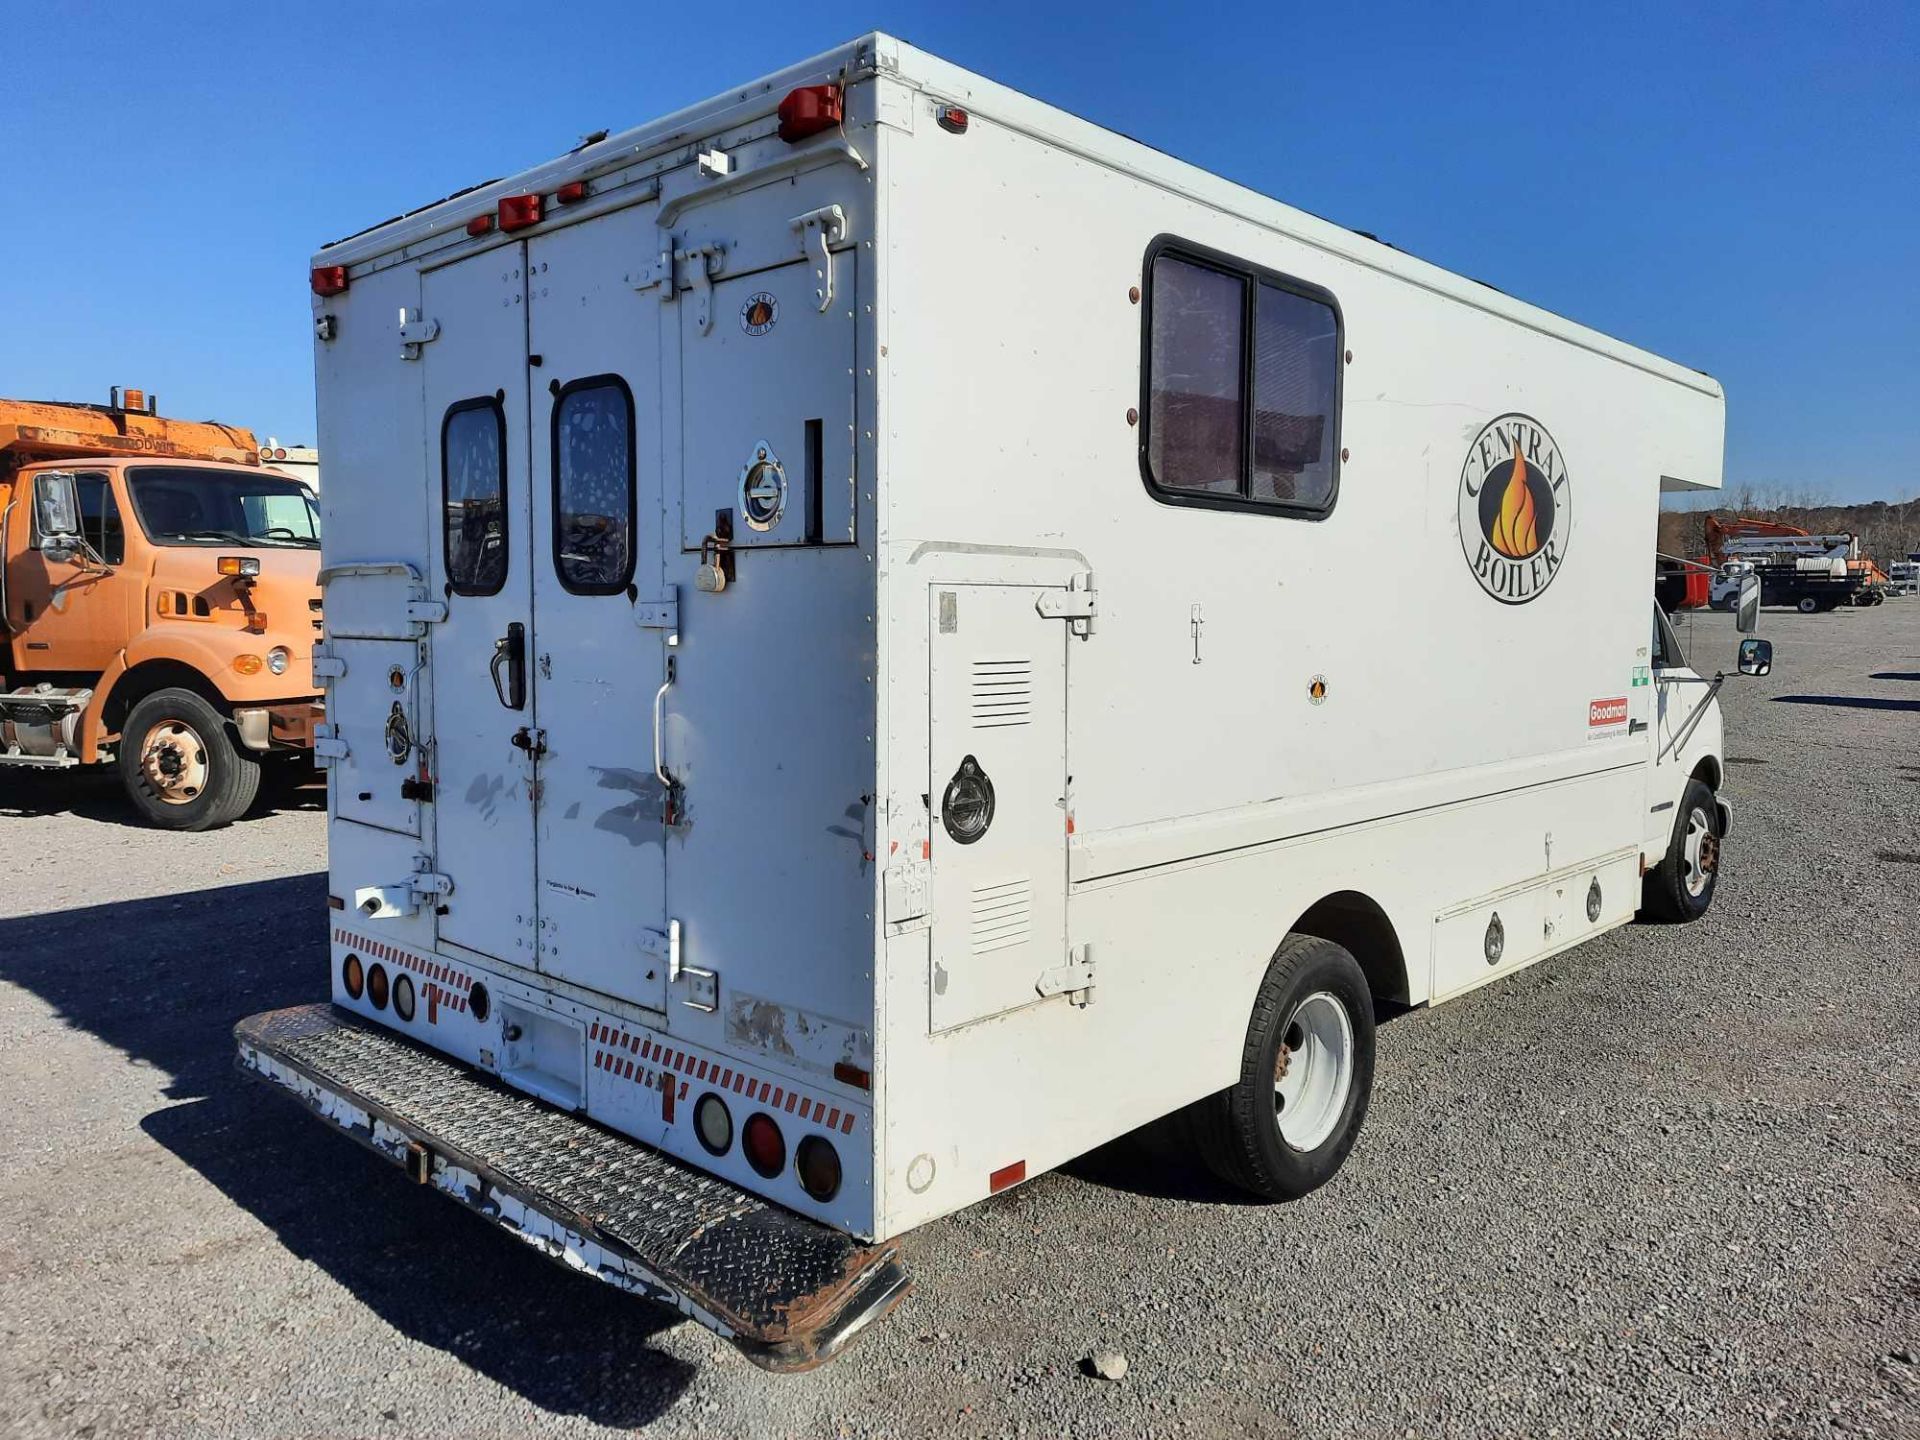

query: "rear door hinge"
(314, 724), (349, 767)
(1035, 572), (1097, 638)
(406, 599), (448, 626)
(311, 651), (347, 684)
(633, 241), (726, 333)
(399, 309), (440, 361)
(631, 592), (679, 632)
(790, 204), (849, 312)
(1037, 943), (1095, 1007)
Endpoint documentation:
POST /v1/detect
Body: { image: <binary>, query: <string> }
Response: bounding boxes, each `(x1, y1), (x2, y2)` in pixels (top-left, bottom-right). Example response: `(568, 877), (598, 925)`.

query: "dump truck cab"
(0, 393), (323, 827)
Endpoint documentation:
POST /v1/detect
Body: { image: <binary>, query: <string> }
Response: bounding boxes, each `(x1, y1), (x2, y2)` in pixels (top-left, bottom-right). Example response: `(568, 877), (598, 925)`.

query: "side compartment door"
(927, 585), (1069, 1032)
(525, 206), (670, 1013)
(421, 249), (539, 966)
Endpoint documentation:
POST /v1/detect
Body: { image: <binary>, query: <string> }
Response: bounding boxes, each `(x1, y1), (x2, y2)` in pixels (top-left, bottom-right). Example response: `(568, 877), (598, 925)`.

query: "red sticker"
(1588, 697), (1628, 727)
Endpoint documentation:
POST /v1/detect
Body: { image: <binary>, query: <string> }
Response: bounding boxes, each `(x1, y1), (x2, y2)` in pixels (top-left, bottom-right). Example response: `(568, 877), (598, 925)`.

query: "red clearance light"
(989, 1159), (1027, 1194)
(310, 265), (349, 297)
(777, 84), (842, 143)
(832, 1059), (871, 1091)
(555, 180), (588, 206)
(498, 193), (543, 232)
(936, 105), (969, 134)
(466, 212), (495, 236)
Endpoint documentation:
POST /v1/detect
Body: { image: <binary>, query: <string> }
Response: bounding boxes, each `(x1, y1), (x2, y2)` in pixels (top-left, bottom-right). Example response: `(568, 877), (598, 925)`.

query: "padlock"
(695, 533), (729, 593)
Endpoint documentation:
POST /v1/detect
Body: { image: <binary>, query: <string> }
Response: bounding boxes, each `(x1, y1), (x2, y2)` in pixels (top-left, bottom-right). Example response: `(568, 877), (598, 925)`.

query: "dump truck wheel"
(1182, 933), (1375, 1201)
(119, 688), (261, 830)
(1641, 777), (1720, 923)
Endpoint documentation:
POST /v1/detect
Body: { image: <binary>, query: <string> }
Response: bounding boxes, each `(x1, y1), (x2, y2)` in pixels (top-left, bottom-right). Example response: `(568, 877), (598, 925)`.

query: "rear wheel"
(118, 688), (260, 830)
(1182, 934), (1376, 1200)
(1796, 596), (1819, 614)
(1641, 777), (1720, 922)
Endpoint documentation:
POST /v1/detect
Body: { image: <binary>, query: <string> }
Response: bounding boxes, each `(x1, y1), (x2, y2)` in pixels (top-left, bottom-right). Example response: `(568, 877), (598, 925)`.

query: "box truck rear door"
(421, 249), (540, 967)
(523, 204), (671, 1013)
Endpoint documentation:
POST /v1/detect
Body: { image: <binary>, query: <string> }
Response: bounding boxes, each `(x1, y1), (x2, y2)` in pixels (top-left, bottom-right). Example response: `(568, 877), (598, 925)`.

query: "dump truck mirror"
(32, 470), (81, 541)
(1734, 572), (1761, 633)
(1737, 637), (1772, 677)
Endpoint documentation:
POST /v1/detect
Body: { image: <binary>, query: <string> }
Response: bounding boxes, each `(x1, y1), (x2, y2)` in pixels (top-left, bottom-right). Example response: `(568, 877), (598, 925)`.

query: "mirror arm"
(1658, 674), (1725, 762)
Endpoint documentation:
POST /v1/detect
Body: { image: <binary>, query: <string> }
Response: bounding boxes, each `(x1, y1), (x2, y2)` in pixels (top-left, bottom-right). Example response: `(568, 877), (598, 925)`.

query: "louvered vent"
(970, 657), (1032, 729)
(970, 877), (1032, 954)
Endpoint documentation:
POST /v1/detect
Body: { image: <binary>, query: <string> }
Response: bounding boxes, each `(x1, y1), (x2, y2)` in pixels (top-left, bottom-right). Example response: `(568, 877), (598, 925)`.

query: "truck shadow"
(1772, 694), (1920, 713)
(0, 875), (696, 1427)
(0, 764), (324, 826)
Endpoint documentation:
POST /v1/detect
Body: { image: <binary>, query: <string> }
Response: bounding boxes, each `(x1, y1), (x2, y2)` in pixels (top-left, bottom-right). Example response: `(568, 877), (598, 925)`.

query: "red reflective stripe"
(827, 1107), (840, 1129)
(841, 1112), (855, 1135)
(784, 1093), (798, 1114)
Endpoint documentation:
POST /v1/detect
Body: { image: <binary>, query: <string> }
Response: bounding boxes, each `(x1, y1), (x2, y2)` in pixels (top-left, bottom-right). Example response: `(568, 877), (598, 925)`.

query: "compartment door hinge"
(311, 650), (347, 684)
(1035, 572), (1097, 638)
(1037, 944), (1095, 1007)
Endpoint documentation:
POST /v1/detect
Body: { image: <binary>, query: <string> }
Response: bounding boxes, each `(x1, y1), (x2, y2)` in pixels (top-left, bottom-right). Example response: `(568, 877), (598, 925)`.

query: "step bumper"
(234, 1003), (908, 1372)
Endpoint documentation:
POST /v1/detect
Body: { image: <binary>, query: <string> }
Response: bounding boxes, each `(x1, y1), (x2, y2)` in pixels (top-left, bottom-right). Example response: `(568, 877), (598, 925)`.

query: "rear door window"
(442, 398), (508, 596)
(551, 376), (635, 595)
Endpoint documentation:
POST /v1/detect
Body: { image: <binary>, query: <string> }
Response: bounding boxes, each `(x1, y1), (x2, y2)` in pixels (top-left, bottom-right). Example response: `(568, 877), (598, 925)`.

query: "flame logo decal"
(1489, 445), (1540, 559)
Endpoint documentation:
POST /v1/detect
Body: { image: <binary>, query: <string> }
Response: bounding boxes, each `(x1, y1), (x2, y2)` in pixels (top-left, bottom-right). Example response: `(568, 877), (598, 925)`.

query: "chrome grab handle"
(652, 653), (676, 788)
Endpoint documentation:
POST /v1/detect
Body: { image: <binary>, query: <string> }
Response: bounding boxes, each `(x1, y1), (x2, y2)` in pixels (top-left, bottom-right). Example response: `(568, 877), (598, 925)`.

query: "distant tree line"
(1659, 486), (1920, 569)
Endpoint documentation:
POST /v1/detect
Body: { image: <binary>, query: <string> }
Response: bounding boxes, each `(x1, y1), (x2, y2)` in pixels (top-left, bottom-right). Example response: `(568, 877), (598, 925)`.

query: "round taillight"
(742, 1112), (785, 1179)
(695, 1093), (733, 1155)
(469, 982), (490, 1022)
(392, 972), (416, 1022)
(796, 1135), (842, 1202)
(341, 953), (364, 999)
(367, 962), (390, 1010)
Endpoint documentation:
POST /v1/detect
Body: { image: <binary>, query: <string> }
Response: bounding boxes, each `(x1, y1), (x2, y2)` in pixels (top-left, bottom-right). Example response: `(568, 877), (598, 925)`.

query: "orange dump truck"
(0, 391), (322, 828)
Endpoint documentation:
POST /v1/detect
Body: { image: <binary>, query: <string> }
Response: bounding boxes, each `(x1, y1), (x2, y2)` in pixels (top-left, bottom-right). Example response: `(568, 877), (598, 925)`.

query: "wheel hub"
(139, 720), (208, 805)
(1272, 991), (1355, 1152)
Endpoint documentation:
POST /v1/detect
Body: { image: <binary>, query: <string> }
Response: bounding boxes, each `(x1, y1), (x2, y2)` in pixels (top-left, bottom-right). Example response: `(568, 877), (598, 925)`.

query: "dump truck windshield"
(126, 467), (320, 547)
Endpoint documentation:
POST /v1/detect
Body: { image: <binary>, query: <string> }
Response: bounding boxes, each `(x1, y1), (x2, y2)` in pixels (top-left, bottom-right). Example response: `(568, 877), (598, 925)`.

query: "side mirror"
(1738, 637), (1772, 677)
(1735, 572), (1762, 634)
(32, 470), (81, 540)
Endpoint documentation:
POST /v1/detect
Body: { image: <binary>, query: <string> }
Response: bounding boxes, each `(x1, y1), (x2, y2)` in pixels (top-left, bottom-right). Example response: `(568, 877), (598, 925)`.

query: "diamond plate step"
(235, 1004), (908, 1371)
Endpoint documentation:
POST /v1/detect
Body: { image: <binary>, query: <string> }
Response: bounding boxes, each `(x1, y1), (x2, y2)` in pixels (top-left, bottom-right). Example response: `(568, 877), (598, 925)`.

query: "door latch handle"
(510, 726), (546, 757)
(1629, 719), (1649, 734)
(489, 621), (527, 710)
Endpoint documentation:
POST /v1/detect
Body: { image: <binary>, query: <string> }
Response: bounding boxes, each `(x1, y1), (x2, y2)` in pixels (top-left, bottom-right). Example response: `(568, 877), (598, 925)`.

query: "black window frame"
(548, 373), (637, 597)
(74, 471), (126, 565)
(1138, 234), (1344, 521)
(440, 395), (510, 599)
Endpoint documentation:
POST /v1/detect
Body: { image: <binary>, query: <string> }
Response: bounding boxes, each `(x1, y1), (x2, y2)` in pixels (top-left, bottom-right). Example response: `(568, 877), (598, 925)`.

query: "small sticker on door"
(1588, 696), (1628, 730)
(740, 291), (778, 336)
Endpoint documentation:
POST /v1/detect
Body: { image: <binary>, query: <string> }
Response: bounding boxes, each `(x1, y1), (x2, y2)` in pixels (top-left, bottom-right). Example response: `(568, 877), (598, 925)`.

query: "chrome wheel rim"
(139, 720), (209, 805)
(1274, 990), (1355, 1151)
(1682, 806), (1718, 898)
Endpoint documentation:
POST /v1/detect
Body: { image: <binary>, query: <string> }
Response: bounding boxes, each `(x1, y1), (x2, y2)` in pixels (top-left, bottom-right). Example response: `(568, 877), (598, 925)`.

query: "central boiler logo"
(1457, 414), (1572, 604)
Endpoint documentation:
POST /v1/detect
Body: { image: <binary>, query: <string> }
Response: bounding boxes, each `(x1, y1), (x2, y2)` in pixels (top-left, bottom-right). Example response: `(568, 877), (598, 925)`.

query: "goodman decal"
(1458, 414), (1571, 604)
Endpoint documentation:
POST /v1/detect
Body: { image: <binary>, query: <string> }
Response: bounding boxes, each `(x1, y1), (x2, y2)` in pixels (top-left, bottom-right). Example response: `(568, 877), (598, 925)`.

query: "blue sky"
(2, 2), (1913, 504)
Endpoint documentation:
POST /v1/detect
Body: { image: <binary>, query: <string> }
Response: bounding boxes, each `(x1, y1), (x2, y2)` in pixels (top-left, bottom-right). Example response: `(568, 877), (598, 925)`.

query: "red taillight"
(310, 265), (349, 297)
(341, 953), (364, 999)
(936, 105), (969, 134)
(777, 84), (842, 143)
(742, 1112), (785, 1179)
(466, 213), (495, 236)
(367, 962), (389, 1011)
(555, 180), (588, 206)
(498, 193), (543, 232)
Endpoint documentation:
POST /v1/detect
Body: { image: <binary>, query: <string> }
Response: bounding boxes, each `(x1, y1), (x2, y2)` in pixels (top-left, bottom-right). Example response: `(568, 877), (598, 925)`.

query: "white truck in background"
(238, 34), (1773, 1368)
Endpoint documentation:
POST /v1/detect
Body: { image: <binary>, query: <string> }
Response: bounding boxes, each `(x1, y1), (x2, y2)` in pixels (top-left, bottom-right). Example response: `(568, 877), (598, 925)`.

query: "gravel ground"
(1, 603), (1916, 1439)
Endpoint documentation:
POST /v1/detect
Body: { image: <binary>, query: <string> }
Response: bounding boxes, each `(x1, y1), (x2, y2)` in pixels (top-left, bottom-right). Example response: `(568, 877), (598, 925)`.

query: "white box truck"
(238, 34), (1773, 1369)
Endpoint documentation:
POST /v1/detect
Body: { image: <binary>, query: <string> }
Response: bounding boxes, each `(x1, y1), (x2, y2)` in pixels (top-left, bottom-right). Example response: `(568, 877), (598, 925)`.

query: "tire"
(1796, 596), (1819, 614)
(1181, 934), (1376, 1201)
(118, 687), (260, 830)
(1641, 777), (1720, 923)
